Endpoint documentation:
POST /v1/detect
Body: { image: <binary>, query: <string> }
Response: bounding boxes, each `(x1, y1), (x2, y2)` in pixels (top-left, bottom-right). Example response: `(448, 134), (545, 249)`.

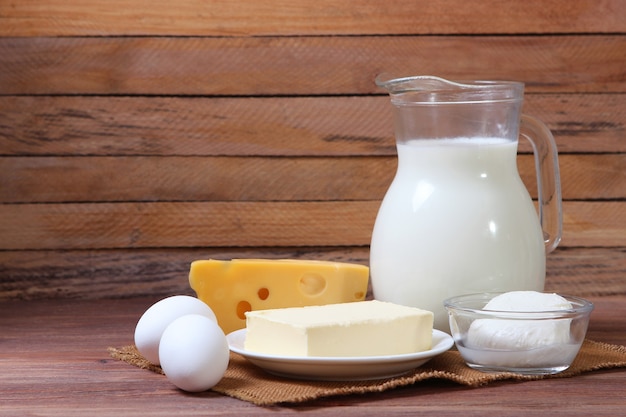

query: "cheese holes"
(299, 273), (327, 296)
(236, 288), (269, 322)
(257, 287), (269, 300)
(354, 291), (365, 300)
(236, 300), (252, 320)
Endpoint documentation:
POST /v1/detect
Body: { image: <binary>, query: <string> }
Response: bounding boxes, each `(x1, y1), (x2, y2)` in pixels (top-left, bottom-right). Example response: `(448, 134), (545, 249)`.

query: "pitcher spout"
(375, 74), (523, 104)
(375, 74), (472, 93)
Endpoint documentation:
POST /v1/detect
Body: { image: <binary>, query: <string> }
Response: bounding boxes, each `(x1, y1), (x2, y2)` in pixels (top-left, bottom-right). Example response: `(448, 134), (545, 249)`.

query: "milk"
(369, 138), (546, 331)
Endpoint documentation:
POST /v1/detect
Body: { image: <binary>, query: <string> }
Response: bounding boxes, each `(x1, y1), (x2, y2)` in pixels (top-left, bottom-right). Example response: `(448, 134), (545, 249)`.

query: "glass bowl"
(444, 292), (594, 375)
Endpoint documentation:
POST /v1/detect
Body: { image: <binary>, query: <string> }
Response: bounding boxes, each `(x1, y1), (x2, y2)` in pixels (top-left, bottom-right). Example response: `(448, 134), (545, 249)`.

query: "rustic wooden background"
(0, 0), (624, 301)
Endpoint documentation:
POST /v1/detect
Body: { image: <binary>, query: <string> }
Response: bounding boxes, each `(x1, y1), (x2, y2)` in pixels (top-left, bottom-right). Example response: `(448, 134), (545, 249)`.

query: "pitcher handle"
(520, 115), (563, 253)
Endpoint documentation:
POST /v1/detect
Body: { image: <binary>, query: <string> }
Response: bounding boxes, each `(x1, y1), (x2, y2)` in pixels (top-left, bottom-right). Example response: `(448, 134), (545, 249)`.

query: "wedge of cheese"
(189, 259), (369, 334)
(244, 300), (434, 357)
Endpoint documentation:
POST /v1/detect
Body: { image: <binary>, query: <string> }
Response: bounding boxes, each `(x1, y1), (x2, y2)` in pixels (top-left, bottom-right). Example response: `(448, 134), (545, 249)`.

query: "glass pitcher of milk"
(370, 75), (562, 331)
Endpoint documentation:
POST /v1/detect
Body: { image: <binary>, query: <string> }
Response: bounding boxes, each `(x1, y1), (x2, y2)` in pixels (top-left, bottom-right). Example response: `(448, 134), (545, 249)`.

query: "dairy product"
(370, 138), (546, 331)
(482, 291), (572, 312)
(189, 259), (369, 334)
(464, 291), (574, 368)
(467, 316), (571, 350)
(244, 300), (434, 357)
(467, 291), (573, 350)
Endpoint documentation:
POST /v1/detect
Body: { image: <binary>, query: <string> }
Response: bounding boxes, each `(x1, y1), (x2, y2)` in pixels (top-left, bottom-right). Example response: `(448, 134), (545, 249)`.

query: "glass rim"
(376, 74), (525, 105)
(443, 292), (595, 317)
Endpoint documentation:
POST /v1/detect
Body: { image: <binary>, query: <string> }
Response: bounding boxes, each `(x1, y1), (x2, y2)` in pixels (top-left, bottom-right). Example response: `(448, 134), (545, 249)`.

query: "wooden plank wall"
(0, 0), (624, 300)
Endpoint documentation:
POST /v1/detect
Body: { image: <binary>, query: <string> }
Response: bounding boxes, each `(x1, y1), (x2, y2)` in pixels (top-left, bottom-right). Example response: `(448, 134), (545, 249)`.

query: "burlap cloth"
(109, 339), (626, 406)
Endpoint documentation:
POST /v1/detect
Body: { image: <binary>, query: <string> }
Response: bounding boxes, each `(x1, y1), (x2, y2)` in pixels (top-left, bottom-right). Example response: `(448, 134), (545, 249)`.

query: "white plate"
(226, 329), (453, 381)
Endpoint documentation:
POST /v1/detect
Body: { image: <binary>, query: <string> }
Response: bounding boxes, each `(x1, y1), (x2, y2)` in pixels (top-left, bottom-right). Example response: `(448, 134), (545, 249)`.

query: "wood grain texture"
(0, 3), (625, 410)
(0, 247), (623, 301)
(1, 36), (624, 95)
(0, 201), (623, 250)
(1, 154), (624, 203)
(1, 94), (624, 156)
(2, 0), (624, 36)
(0, 1), (623, 304)
(0, 296), (624, 416)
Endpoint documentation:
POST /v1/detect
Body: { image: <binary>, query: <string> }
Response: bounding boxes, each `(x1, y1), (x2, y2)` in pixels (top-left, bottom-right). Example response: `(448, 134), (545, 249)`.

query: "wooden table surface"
(1, 295), (625, 417)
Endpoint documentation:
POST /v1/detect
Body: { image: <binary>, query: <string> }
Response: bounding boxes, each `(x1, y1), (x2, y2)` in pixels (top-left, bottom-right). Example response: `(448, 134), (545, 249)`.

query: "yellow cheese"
(189, 259), (369, 334)
(244, 300), (434, 357)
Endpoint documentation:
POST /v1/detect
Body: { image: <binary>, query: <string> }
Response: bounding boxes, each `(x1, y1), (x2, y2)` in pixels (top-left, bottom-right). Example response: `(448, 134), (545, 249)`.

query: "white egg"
(158, 314), (230, 392)
(134, 295), (217, 365)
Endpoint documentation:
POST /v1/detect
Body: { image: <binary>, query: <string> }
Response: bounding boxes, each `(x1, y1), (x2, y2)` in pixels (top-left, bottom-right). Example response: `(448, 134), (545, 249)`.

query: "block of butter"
(244, 300), (434, 357)
(189, 259), (369, 334)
